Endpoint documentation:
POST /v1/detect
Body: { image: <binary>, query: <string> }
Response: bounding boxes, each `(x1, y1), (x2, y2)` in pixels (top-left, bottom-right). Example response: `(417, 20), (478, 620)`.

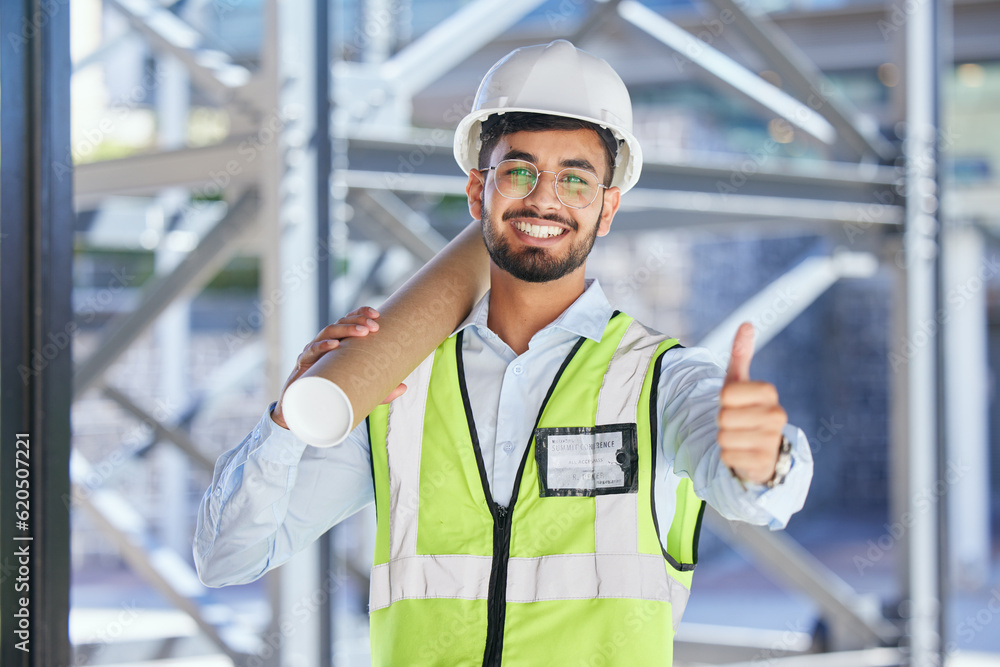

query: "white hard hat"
(454, 40), (643, 193)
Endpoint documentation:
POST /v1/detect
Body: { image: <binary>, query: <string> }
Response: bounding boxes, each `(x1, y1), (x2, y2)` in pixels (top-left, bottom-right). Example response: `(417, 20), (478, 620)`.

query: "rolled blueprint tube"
(282, 221), (489, 447)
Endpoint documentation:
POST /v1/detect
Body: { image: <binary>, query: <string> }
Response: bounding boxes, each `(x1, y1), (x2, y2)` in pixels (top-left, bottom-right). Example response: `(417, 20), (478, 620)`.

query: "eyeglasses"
(482, 159), (607, 209)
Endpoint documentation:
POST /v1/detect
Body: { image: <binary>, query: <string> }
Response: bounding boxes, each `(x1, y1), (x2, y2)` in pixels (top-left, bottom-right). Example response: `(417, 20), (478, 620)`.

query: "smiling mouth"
(513, 220), (568, 239)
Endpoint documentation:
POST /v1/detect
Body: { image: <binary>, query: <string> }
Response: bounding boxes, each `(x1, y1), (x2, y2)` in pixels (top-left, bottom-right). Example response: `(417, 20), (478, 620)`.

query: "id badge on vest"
(534, 424), (639, 497)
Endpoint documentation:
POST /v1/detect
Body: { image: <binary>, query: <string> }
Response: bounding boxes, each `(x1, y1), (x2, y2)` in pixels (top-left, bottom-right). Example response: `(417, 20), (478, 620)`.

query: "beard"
(481, 201), (602, 283)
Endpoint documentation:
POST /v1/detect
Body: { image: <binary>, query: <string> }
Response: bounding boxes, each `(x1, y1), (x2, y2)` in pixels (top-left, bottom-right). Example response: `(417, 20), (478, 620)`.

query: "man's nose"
(524, 171), (562, 210)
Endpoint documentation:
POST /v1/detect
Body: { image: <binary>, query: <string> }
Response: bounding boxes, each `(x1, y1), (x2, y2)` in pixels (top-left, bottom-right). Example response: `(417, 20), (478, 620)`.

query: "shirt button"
(502, 442), (514, 454)
(512, 364), (523, 376)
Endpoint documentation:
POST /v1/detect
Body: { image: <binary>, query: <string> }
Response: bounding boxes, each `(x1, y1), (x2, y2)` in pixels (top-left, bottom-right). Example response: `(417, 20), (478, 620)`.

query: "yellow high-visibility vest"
(367, 312), (705, 666)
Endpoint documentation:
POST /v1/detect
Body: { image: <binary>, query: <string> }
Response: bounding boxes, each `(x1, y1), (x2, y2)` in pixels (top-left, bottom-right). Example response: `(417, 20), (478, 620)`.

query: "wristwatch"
(766, 435), (794, 488)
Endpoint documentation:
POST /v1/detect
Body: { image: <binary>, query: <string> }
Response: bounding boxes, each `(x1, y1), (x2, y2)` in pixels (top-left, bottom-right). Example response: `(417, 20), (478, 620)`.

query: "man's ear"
(597, 186), (621, 237)
(466, 169), (485, 221)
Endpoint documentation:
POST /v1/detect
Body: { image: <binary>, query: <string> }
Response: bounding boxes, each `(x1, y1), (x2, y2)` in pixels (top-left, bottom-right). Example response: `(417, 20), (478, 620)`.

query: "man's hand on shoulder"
(271, 307), (407, 429)
(717, 322), (788, 486)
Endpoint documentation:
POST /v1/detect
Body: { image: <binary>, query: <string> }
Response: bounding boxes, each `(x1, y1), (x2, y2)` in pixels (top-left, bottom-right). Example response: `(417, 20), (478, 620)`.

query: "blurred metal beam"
(568, 0), (624, 44)
(74, 190), (259, 397)
(704, 508), (900, 648)
(675, 622), (811, 663)
(0, 0), (73, 663)
(343, 167), (902, 229)
(712, 647), (904, 667)
(260, 0), (329, 661)
(942, 226), (991, 590)
(696, 252), (899, 650)
(903, 0), (944, 662)
(74, 140), (259, 207)
(353, 189), (448, 263)
(618, 0), (836, 146)
(104, 0), (256, 116)
(348, 249), (392, 307)
(101, 384), (215, 472)
(379, 0), (548, 97)
(621, 188), (901, 226)
(71, 453), (251, 664)
(339, 133), (900, 202)
(699, 251), (879, 359)
(702, 0), (895, 161)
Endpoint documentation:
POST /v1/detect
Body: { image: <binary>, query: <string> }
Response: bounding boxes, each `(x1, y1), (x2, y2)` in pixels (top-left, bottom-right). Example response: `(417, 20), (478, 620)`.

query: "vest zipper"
(483, 504), (512, 667)
(454, 330), (590, 667)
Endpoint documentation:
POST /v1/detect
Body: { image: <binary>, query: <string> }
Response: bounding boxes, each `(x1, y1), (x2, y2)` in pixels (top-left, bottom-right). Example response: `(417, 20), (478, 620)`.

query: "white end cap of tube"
(282, 376), (354, 447)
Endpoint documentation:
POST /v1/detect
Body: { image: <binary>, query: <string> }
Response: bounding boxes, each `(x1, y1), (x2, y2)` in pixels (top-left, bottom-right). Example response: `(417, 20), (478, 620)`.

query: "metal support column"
(154, 46), (194, 561)
(317, 0), (336, 663)
(0, 0), (74, 663)
(942, 225), (990, 590)
(903, 0), (944, 663)
(260, 0), (327, 663)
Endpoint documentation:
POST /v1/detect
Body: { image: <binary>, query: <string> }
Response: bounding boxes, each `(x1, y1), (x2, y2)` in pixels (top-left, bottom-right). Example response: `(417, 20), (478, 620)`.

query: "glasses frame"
(482, 159), (607, 210)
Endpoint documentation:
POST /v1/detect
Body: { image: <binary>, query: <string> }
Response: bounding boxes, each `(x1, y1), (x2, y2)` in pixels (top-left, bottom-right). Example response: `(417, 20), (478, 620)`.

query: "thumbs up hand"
(718, 322), (788, 485)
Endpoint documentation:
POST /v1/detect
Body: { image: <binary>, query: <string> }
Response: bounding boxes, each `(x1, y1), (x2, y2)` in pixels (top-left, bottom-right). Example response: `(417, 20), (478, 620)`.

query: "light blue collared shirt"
(195, 280), (812, 587)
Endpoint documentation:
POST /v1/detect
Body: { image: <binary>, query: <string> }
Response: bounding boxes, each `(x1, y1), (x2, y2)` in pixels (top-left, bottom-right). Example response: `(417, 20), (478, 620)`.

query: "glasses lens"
(495, 160), (537, 198)
(556, 169), (598, 208)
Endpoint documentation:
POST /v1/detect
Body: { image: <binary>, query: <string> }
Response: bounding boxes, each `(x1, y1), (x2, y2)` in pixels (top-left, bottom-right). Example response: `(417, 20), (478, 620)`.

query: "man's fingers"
(297, 339), (340, 369)
(316, 319), (377, 343)
(719, 381), (779, 407)
(717, 426), (784, 451)
(725, 322), (755, 384)
(346, 306), (380, 320)
(380, 383), (408, 404)
(718, 403), (787, 430)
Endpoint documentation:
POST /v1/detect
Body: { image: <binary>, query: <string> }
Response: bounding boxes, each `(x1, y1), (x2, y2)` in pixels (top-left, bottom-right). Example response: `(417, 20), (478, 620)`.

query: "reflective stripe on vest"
(368, 313), (705, 666)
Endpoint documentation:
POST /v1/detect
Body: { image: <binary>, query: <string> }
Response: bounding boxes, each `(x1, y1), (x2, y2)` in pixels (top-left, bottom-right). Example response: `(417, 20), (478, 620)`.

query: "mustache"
(501, 208), (577, 231)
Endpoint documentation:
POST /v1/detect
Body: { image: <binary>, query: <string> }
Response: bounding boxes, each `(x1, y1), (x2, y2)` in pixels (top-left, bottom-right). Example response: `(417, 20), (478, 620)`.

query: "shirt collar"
(453, 278), (614, 343)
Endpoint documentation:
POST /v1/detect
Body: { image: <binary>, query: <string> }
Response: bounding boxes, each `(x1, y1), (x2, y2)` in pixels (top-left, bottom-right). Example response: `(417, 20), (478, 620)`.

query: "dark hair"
(477, 112), (619, 187)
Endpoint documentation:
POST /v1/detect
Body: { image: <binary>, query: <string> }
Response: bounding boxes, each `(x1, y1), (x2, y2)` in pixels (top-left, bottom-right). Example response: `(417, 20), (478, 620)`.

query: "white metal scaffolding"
(60, 0), (998, 665)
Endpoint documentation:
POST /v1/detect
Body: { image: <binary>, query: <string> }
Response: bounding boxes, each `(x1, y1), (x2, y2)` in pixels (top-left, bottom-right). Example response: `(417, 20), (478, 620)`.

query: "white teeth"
(514, 221), (566, 239)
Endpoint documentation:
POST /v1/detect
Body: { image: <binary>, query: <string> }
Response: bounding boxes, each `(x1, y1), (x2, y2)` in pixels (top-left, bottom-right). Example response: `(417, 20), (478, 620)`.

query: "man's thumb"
(725, 322), (755, 384)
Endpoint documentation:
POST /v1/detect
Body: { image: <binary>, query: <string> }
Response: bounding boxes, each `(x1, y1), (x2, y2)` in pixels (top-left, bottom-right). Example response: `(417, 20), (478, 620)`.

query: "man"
(195, 40), (812, 665)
